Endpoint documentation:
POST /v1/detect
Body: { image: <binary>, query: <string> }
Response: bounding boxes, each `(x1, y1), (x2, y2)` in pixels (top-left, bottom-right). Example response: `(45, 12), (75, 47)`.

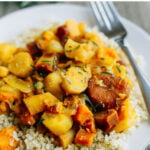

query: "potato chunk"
(59, 129), (75, 148)
(0, 66), (9, 77)
(42, 113), (73, 135)
(0, 84), (21, 103)
(114, 99), (137, 133)
(44, 71), (64, 99)
(4, 75), (33, 93)
(0, 126), (19, 150)
(113, 64), (126, 78)
(65, 19), (81, 38)
(62, 66), (91, 94)
(64, 39), (95, 63)
(46, 40), (63, 54)
(8, 52), (33, 77)
(23, 92), (59, 115)
(35, 55), (57, 73)
(0, 43), (17, 64)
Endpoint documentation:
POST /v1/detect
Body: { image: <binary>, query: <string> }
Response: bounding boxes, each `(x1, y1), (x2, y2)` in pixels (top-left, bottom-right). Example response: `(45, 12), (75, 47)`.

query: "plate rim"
(0, 3), (150, 150)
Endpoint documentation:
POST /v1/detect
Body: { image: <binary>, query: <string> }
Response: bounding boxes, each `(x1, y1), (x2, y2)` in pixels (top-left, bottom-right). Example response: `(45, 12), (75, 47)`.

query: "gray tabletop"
(0, 2), (150, 35)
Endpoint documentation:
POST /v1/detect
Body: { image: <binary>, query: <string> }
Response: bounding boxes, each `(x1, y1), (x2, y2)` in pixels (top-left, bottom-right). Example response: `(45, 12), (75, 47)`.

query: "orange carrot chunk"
(83, 118), (96, 133)
(73, 103), (93, 125)
(0, 126), (19, 150)
(75, 128), (96, 147)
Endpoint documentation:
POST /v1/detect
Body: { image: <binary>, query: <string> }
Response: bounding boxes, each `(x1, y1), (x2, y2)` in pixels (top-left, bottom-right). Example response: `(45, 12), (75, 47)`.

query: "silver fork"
(90, 1), (150, 115)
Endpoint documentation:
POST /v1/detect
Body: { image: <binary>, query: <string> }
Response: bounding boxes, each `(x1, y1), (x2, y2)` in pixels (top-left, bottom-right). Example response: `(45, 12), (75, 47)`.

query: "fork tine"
(90, 2), (105, 28)
(101, 2), (116, 24)
(95, 2), (112, 31)
(107, 2), (120, 22)
(90, 1), (126, 38)
(106, 2), (126, 36)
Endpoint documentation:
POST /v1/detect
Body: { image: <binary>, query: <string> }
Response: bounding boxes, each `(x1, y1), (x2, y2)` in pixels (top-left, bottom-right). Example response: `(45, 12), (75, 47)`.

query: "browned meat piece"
(94, 109), (119, 132)
(27, 42), (42, 59)
(36, 64), (54, 76)
(19, 105), (36, 126)
(116, 60), (126, 66)
(88, 73), (130, 109)
(56, 25), (69, 45)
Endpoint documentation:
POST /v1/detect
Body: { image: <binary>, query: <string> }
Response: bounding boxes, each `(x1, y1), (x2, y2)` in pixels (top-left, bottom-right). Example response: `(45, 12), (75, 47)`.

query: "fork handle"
(117, 40), (150, 114)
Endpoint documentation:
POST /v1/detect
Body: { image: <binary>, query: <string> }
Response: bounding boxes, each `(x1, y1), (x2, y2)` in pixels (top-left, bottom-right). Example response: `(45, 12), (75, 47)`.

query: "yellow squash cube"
(0, 84), (21, 102)
(114, 99), (137, 133)
(23, 92), (59, 115)
(0, 66), (9, 77)
(46, 40), (63, 54)
(42, 113), (73, 135)
(59, 129), (75, 148)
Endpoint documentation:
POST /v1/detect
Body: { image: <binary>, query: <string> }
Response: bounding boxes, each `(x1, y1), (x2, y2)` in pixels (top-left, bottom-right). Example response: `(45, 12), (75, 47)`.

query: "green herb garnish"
(48, 62), (52, 65)
(94, 101), (103, 109)
(37, 118), (45, 125)
(67, 79), (71, 84)
(33, 82), (37, 88)
(33, 82), (44, 90)
(82, 66), (87, 72)
(74, 45), (80, 50)
(30, 64), (35, 68)
(41, 60), (52, 62)
(101, 72), (113, 75)
(53, 55), (57, 70)
(84, 94), (96, 112)
(91, 41), (98, 47)
(116, 66), (121, 73)
(78, 71), (83, 74)
(101, 66), (106, 68)
(66, 50), (72, 52)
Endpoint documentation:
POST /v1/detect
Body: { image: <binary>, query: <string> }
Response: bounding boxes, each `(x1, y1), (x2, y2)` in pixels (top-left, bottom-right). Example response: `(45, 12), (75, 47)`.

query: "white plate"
(0, 3), (150, 150)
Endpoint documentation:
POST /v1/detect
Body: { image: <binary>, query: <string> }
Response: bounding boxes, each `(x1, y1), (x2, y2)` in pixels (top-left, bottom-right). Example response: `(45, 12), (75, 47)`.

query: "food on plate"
(0, 19), (147, 150)
(0, 126), (19, 150)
